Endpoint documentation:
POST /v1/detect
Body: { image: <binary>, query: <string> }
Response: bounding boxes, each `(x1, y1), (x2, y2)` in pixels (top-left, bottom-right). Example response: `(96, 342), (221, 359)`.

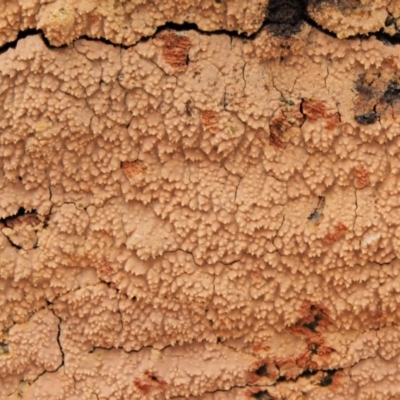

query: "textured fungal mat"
(2, 0), (400, 399)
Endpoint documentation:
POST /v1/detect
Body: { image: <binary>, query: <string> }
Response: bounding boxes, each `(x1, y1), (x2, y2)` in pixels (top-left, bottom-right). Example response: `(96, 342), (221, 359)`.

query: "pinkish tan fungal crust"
(3, 0), (400, 399)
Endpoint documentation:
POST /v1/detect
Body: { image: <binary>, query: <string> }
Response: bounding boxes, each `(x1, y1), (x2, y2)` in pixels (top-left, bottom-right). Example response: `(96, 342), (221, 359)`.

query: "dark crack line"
(53, 309), (65, 373)
(29, 309), (64, 386)
(0, 29), (62, 55)
(2, 3), (400, 56)
(88, 343), (171, 354)
(353, 188), (358, 233)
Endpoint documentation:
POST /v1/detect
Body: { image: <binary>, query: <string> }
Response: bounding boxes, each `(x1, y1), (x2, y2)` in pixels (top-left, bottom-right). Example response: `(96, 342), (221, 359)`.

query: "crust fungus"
(2, 0), (400, 399)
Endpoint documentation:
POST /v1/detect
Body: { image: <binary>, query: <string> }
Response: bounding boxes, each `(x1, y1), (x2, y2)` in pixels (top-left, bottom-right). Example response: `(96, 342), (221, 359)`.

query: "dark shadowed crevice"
(55, 315), (65, 371)
(1, 0), (400, 55)
(3, 238), (22, 250)
(251, 390), (274, 399)
(0, 207), (36, 224)
(0, 207), (38, 250)
(0, 29), (66, 55)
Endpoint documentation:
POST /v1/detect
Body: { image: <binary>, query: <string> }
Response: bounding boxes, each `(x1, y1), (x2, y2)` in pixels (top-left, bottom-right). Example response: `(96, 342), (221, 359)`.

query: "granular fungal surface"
(1, 0), (400, 399)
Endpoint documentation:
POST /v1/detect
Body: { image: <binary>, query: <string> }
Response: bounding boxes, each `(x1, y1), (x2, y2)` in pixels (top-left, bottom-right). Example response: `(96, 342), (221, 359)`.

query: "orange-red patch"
(122, 161), (147, 178)
(201, 110), (219, 127)
(325, 113), (341, 130)
(134, 378), (152, 394)
(293, 303), (331, 334)
(302, 99), (340, 130)
(279, 302), (333, 377)
(89, 13), (101, 24)
(321, 222), (348, 245)
(134, 370), (167, 394)
(159, 31), (191, 72)
(353, 165), (370, 189)
(302, 100), (327, 121)
(252, 343), (271, 353)
(97, 260), (114, 277)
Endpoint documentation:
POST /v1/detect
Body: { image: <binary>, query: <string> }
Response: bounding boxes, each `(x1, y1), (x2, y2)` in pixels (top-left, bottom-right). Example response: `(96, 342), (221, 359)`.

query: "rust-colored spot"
(302, 99), (340, 130)
(295, 303), (331, 334)
(353, 165), (370, 189)
(281, 302), (333, 377)
(321, 222), (348, 245)
(269, 115), (290, 149)
(317, 345), (334, 357)
(272, 302), (335, 382)
(252, 344), (271, 353)
(122, 161), (147, 178)
(302, 100), (327, 121)
(89, 13), (101, 24)
(144, 370), (167, 389)
(201, 110), (219, 127)
(97, 260), (114, 277)
(135, 370), (166, 394)
(159, 31), (191, 72)
(268, 105), (304, 149)
(134, 378), (152, 394)
(275, 352), (318, 380)
(325, 112), (341, 130)
(209, 126), (219, 133)
(295, 351), (318, 371)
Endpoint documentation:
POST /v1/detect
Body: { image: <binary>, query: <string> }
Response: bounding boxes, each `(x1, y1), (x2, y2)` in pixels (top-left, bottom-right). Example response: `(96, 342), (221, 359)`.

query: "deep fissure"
(0, 1), (400, 56)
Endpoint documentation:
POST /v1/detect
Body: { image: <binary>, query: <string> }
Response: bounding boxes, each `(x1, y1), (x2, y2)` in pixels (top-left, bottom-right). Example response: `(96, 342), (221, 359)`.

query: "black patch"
(185, 99), (193, 116)
(376, 30), (400, 46)
(265, 0), (306, 37)
(255, 364), (268, 376)
(308, 195), (325, 222)
(301, 369), (318, 378)
(267, 0), (306, 24)
(354, 82), (373, 97)
(354, 112), (379, 125)
(383, 81), (400, 104)
(278, 369), (318, 383)
(320, 370), (336, 387)
(308, 210), (320, 221)
(0, 342), (9, 354)
(251, 390), (273, 400)
(267, 22), (303, 37)
(303, 313), (322, 332)
(320, 374), (333, 386)
(385, 16), (396, 27)
(309, 343), (319, 354)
